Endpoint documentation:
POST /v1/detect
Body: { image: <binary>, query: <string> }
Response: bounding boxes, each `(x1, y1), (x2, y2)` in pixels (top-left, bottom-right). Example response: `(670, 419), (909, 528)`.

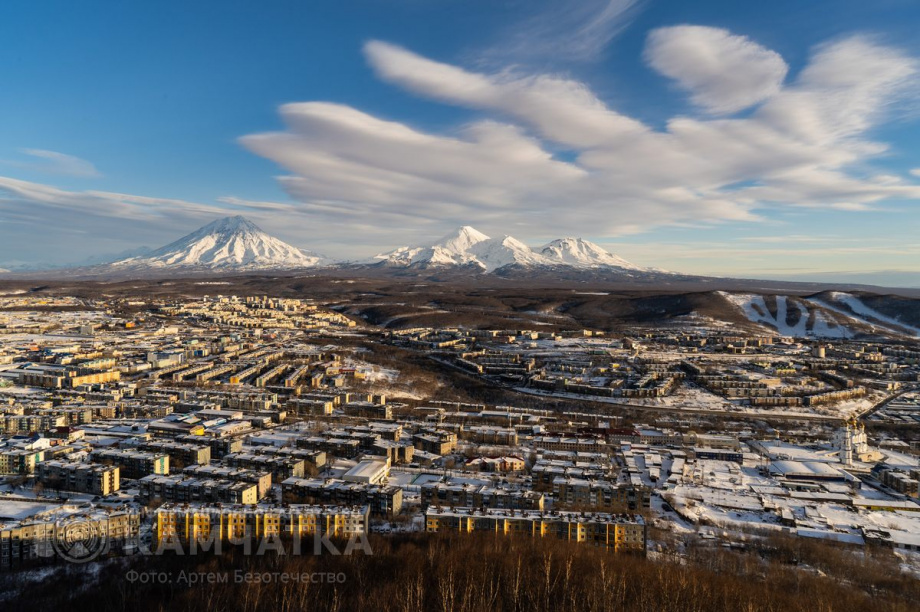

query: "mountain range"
(0, 216), (656, 277)
(372, 225), (649, 273)
(3, 216), (917, 296)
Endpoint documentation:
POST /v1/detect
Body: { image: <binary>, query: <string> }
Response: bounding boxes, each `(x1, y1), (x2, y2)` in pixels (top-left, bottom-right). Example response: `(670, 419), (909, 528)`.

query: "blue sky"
(1, 0), (919, 283)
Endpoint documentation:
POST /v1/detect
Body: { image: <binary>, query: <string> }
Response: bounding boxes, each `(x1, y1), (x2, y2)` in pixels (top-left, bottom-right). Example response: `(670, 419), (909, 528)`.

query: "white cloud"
(911, 168), (920, 177)
(644, 25), (788, 114)
(0, 176), (220, 221)
(15, 149), (101, 177)
(364, 40), (644, 149)
(240, 33), (920, 249)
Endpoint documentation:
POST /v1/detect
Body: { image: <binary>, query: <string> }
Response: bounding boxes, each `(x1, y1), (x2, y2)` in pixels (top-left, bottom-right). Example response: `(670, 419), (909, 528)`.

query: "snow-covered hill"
(719, 291), (920, 339)
(110, 216), (327, 271)
(374, 226), (648, 273)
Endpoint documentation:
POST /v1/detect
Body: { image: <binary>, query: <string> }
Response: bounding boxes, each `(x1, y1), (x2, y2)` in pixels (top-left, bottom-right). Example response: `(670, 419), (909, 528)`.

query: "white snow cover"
(538, 237), (643, 270)
(467, 235), (551, 271)
(720, 292), (852, 338)
(112, 216), (327, 270)
(809, 292), (920, 338)
(374, 226), (646, 272)
(374, 226), (489, 267)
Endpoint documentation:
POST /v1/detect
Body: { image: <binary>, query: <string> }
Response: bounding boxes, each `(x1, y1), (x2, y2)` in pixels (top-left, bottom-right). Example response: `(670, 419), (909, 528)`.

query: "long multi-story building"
(552, 478), (650, 511)
(138, 474), (259, 505)
(0, 506), (139, 569)
(182, 464), (272, 498)
(0, 448), (45, 475)
(90, 448), (170, 478)
(420, 482), (544, 511)
(281, 477), (403, 517)
(461, 426), (519, 446)
(36, 460), (120, 495)
(223, 452), (305, 481)
(534, 436), (608, 453)
(138, 440), (211, 468)
(424, 507), (647, 553)
(153, 503), (369, 545)
(0, 414), (66, 434)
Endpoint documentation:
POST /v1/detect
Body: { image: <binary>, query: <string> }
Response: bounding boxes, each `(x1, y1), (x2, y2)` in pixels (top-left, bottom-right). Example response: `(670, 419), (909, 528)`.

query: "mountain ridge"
(373, 226), (652, 274)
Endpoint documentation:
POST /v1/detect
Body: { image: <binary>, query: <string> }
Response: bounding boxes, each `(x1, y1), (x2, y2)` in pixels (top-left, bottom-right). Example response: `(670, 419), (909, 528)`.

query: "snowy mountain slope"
(467, 235), (552, 271)
(110, 216), (327, 270)
(720, 293), (851, 338)
(433, 225), (490, 255)
(373, 226), (488, 267)
(374, 226), (649, 273)
(718, 291), (920, 339)
(808, 292), (920, 338)
(539, 238), (643, 270)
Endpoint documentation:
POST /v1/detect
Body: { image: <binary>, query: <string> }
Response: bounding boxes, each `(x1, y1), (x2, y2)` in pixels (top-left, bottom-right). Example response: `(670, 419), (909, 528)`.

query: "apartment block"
(281, 477), (403, 517)
(36, 460), (120, 495)
(139, 440), (211, 468)
(90, 448), (170, 478)
(420, 482), (544, 511)
(223, 452), (305, 480)
(424, 507), (646, 553)
(182, 464), (272, 498)
(153, 503), (369, 545)
(0, 507), (139, 570)
(0, 448), (45, 475)
(413, 430), (458, 455)
(138, 474), (259, 505)
(552, 478), (651, 511)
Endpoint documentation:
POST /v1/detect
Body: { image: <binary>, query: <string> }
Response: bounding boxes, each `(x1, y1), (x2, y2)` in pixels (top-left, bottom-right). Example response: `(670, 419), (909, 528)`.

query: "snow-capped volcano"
(538, 237), (643, 270)
(434, 225), (490, 254)
(374, 226), (648, 273)
(111, 216), (327, 270)
(373, 226), (490, 268)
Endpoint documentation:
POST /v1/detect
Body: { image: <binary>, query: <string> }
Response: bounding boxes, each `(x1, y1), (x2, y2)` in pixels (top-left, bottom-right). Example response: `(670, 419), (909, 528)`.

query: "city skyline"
(2, 0), (920, 284)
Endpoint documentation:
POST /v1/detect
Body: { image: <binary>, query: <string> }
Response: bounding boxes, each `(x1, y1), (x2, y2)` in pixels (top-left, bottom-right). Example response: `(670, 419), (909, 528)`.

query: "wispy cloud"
(15, 149), (101, 178)
(0, 177), (230, 264)
(481, 0), (645, 64)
